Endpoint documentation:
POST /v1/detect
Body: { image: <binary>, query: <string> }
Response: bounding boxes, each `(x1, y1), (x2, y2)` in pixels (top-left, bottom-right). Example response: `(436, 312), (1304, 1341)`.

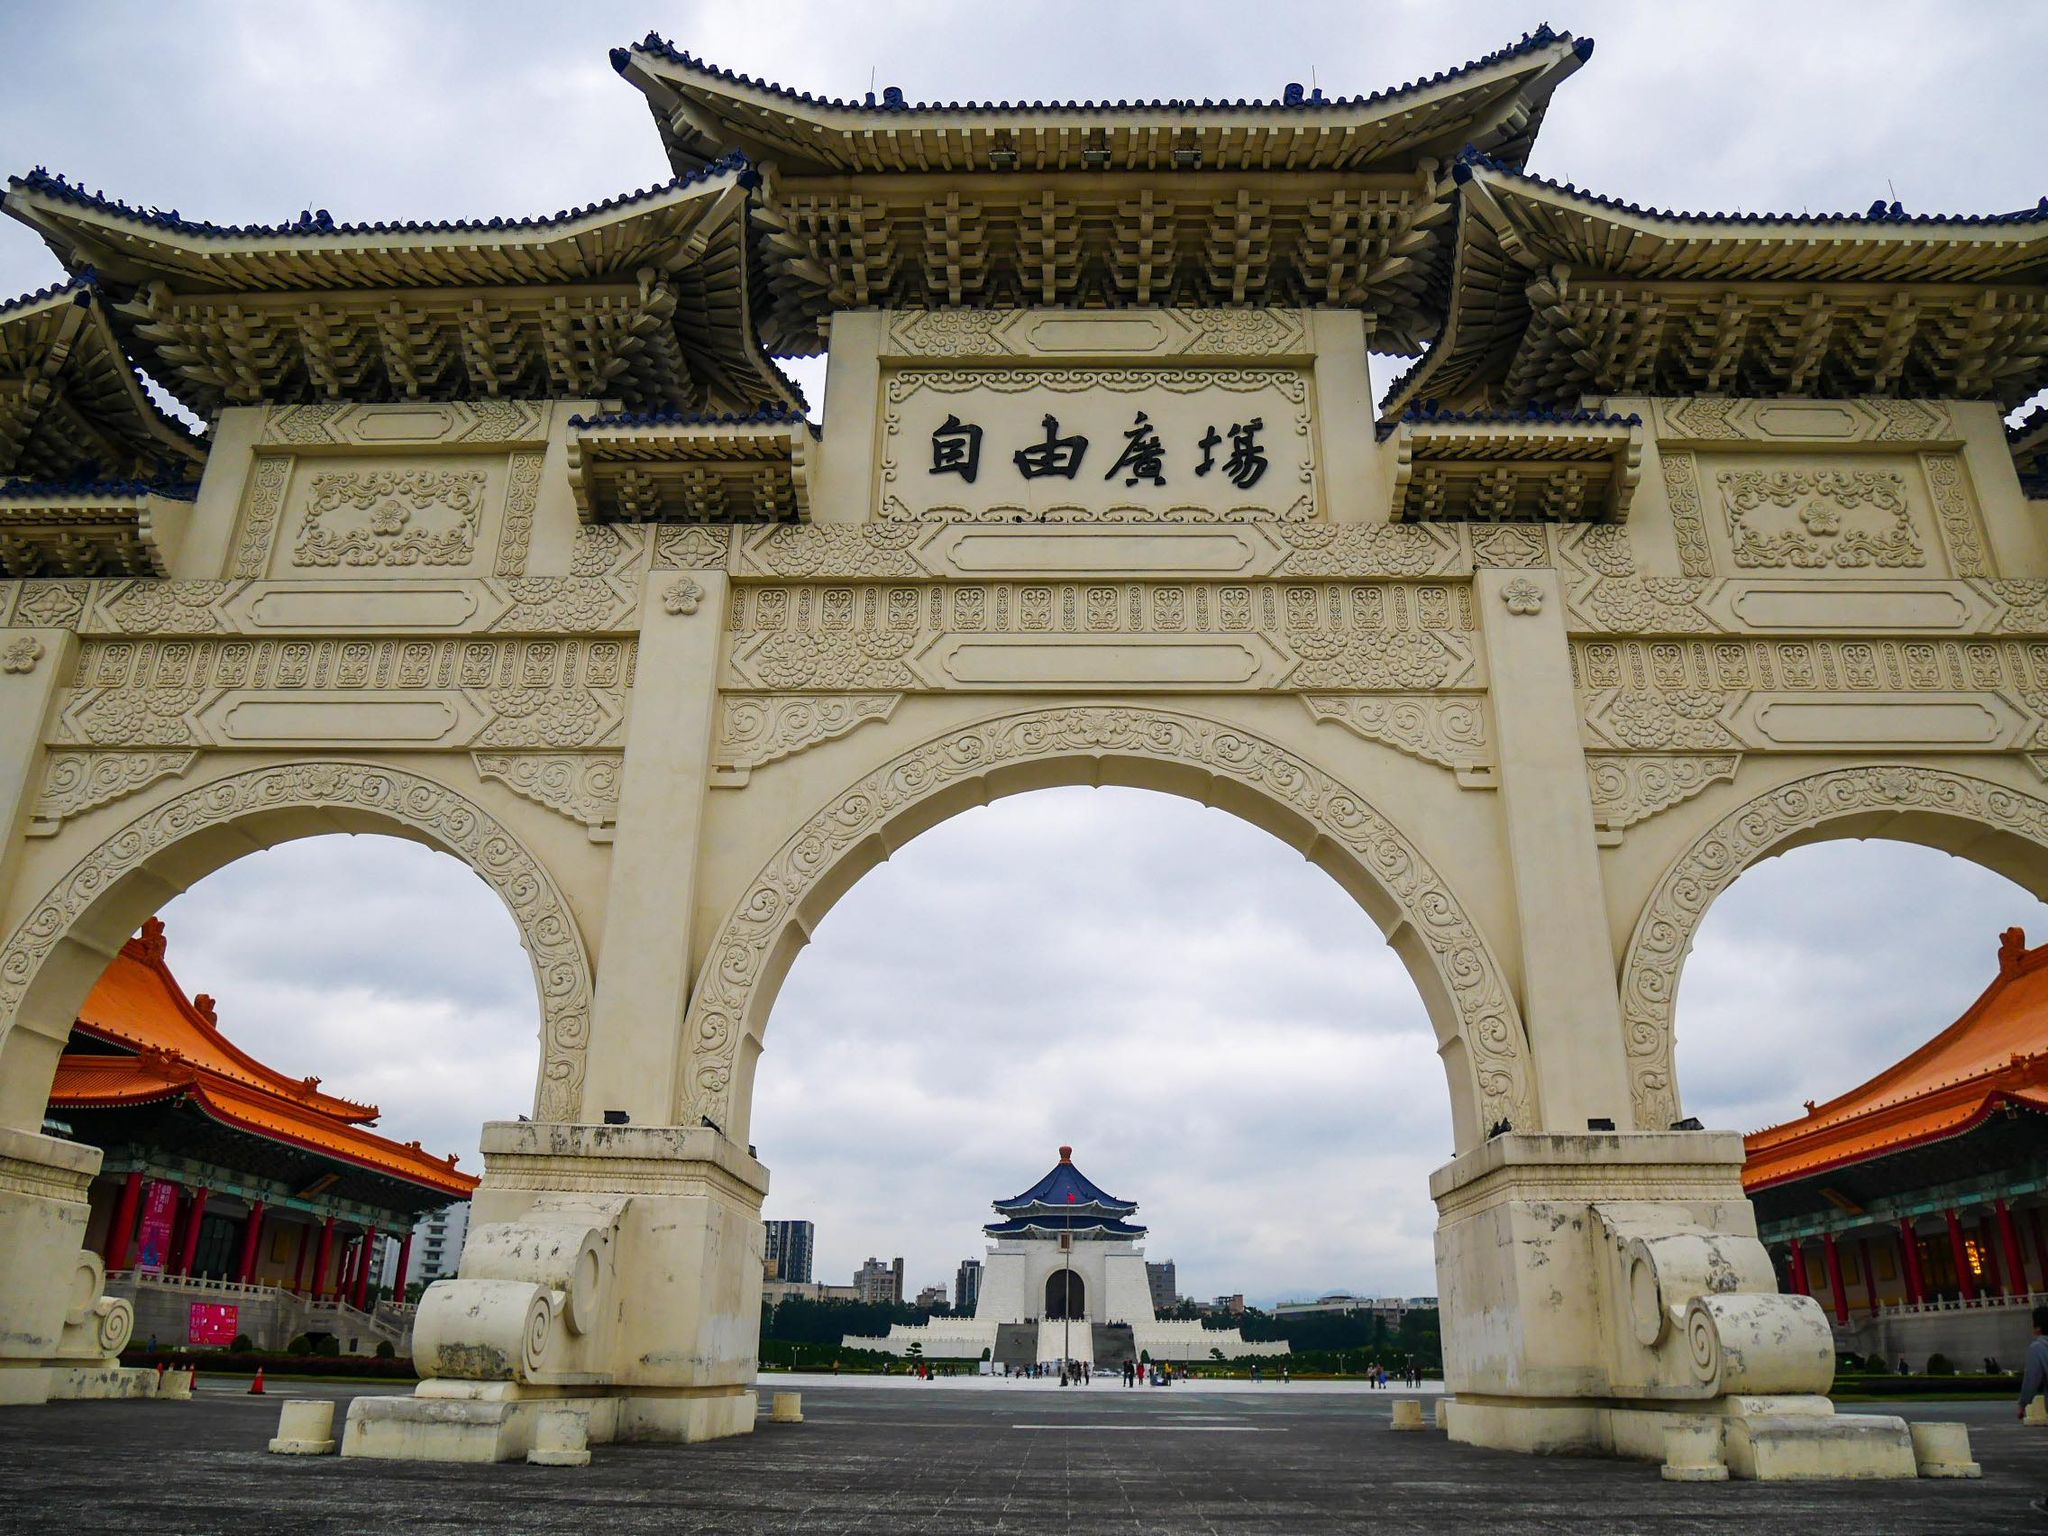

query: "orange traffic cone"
(248, 1368), (265, 1395)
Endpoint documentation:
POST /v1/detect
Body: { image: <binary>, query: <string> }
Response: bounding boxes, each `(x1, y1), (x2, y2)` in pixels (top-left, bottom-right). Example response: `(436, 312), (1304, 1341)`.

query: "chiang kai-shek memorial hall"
(0, 23), (2046, 1480)
(849, 1146), (1285, 1368)
(51, 918), (475, 1362)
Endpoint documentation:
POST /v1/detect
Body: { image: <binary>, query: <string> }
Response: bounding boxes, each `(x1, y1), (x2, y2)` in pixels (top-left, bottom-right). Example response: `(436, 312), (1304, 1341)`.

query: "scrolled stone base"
(1448, 1394), (1918, 1481)
(341, 1381), (756, 1463)
(48, 1363), (156, 1400)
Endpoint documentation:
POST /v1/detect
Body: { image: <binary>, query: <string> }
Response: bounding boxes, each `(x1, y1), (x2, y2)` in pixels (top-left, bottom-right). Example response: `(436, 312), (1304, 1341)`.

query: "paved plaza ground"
(0, 1374), (2042, 1534)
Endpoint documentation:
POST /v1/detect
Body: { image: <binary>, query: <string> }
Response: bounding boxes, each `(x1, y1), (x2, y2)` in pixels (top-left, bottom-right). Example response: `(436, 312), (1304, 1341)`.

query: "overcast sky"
(9, 2), (2048, 1306)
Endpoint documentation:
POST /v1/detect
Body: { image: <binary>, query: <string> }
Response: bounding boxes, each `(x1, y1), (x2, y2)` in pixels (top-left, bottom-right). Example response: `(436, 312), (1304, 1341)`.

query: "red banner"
(188, 1302), (239, 1347)
(135, 1182), (177, 1272)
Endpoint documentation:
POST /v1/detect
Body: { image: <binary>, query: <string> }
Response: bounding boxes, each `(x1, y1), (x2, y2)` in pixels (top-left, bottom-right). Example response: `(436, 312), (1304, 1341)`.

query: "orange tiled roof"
(48, 919), (477, 1199)
(1743, 926), (2048, 1191)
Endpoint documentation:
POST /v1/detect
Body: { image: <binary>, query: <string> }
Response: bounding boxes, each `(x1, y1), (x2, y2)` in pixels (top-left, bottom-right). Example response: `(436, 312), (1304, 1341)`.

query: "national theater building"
(851, 1147), (1284, 1366)
(1745, 928), (2048, 1370)
(47, 918), (475, 1353)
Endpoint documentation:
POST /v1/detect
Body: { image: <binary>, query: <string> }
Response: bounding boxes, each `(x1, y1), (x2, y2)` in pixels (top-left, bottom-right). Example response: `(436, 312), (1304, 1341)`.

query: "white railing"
(1828, 1289), (2048, 1328)
(105, 1269), (291, 1302)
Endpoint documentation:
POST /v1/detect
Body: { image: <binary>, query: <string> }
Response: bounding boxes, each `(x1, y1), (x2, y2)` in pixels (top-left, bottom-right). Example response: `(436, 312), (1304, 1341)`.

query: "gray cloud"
(17, 2), (2046, 1304)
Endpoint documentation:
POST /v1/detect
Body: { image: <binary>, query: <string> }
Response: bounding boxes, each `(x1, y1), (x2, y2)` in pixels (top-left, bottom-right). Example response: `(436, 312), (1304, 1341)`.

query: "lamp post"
(1061, 1231), (1073, 1377)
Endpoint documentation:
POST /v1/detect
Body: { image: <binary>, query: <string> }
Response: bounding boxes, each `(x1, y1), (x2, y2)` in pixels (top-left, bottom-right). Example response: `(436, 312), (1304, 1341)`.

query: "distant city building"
(955, 1258), (982, 1313)
(854, 1255), (904, 1305)
(1208, 1293), (1246, 1317)
(763, 1279), (858, 1305)
(914, 1284), (950, 1310)
(1273, 1292), (1436, 1321)
(763, 1218), (814, 1284)
(1145, 1260), (1178, 1312)
(413, 1203), (471, 1288)
(845, 1148), (1285, 1366)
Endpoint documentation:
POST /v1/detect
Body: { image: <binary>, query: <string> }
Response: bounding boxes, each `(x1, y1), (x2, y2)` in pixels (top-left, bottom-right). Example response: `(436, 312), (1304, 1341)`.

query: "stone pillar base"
(335, 1122), (769, 1463)
(1446, 1395), (1918, 1480)
(48, 1364), (157, 1400)
(342, 1382), (756, 1463)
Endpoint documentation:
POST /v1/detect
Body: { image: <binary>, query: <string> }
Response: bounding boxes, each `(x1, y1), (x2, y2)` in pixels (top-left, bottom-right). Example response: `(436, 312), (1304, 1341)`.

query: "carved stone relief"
(723, 581), (1479, 693)
(1717, 468), (1923, 570)
(1655, 397), (1955, 445)
(1577, 636), (2048, 751)
(263, 400), (548, 449)
(493, 451), (546, 577)
(1302, 694), (1493, 785)
(473, 752), (622, 840)
(28, 750), (198, 835)
(712, 694), (900, 785)
(882, 307), (1311, 362)
(682, 706), (1532, 1133)
(293, 468), (489, 569)
(0, 762), (594, 1121)
(1923, 452), (1989, 577)
(231, 456), (292, 578)
(1659, 451), (1714, 578)
(1584, 753), (1740, 845)
(1619, 766), (2048, 1130)
(57, 637), (633, 750)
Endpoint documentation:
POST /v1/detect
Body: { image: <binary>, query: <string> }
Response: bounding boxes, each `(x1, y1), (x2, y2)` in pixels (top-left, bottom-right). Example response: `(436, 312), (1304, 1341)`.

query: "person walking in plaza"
(2022, 1306), (2048, 1514)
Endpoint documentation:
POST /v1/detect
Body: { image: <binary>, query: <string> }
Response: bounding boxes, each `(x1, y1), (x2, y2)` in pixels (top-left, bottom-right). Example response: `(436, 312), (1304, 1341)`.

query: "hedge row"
(121, 1348), (417, 1381)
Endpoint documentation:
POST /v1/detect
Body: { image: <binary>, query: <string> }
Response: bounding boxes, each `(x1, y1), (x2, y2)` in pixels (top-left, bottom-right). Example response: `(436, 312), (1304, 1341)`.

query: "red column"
(291, 1224), (311, 1295)
(355, 1227), (380, 1309)
(1899, 1219), (1927, 1305)
(1857, 1238), (1880, 1316)
(393, 1232), (412, 1300)
(1787, 1240), (1810, 1296)
(235, 1202), (266, 1285)
(313, 1216), (336, 1297)
(174, 1188), (210, 1277)
(1998, 1199), (2030, 1297)
(1945, 1208), (1978, 1301)
(1823, 1233), (1850, 1325)
(104, 1170), (144, 1270)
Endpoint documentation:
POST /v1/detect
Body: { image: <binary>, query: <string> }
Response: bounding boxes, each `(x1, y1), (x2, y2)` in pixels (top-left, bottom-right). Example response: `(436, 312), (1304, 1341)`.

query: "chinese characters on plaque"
(933, 410), (1268, 490)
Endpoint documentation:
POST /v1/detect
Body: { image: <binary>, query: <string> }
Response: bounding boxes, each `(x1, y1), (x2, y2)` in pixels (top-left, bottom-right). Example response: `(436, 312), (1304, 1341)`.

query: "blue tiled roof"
(1454, 146), (2048, 228)
(0, 268), (97, 316)
(0, 476), (197, 501)
(1375, 403), (1643, 440)
(984, 1216), (1149, 1239)
(2, 153), (756, 240)
(618, 27), (1586, 115)
(993, 1148), (1137, 1216)
(569, 403), (816, 434)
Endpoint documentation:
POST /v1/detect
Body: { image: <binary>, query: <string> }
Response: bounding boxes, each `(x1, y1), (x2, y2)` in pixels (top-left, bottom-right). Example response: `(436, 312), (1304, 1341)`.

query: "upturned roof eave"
(617, 28), (1590, 179)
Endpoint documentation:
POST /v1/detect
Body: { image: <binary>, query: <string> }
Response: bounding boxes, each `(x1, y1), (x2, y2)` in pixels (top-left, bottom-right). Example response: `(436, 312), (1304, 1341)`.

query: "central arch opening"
(750, 782), (1455, 1374)
(1045, 1270), (1085, 1321)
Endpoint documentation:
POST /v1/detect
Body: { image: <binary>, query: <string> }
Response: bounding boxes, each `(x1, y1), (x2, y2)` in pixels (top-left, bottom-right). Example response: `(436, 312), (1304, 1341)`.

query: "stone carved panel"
(493, 451), (545, 577)
(882, 307), (1311, 362)
(723, 581), (1479, 693)
(712, 694), (900, 784)
(1302, 694), (1492, 784)
(473, 752), (621, 839)
(0, 762), (595, 1121)
(1716, 468), (1923, 571)
(1620, 767), (2048, 1130)
(28, 750), (198, 835)
(652, 526), (733, 570)
(681, 706), (1532, 1132)
(232, 456), (292, 578)
(879, 367), (1316, 522)
(1655, 397), (1955, 445)
(57, 637), (633, 750)
(1923, 452), (1989, 577)
(292, 468), (489, 569)
(262, 400), (548, 448)
(1576, 636), (2048, 751)
(1584, 753), (1740, 844)
(1659, 451), (1714, 577)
